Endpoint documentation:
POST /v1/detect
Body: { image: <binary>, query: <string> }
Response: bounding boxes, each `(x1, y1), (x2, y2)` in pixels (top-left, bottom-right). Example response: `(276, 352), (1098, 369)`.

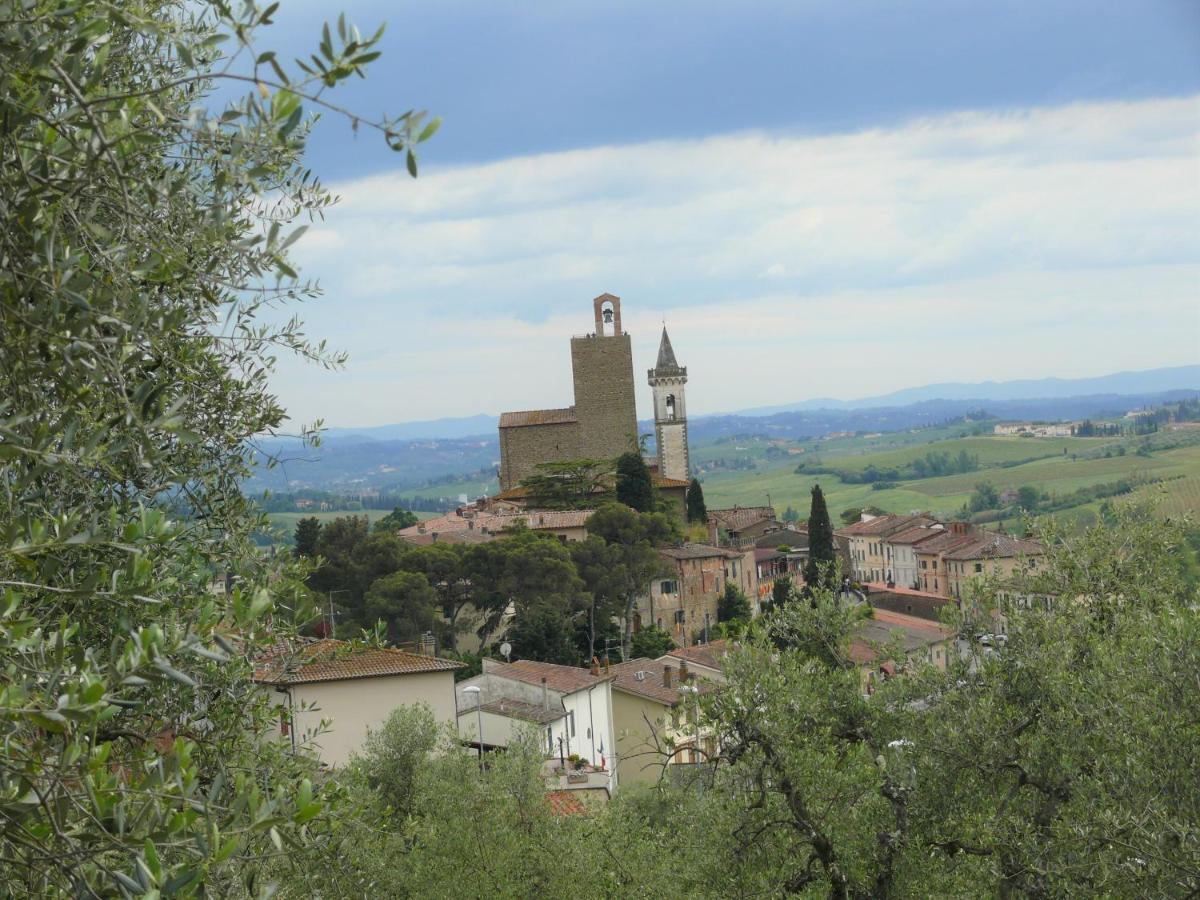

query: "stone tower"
(498, 293), (640, 490)
(570, 293), (639, 462)
(648, 326), (690, 482)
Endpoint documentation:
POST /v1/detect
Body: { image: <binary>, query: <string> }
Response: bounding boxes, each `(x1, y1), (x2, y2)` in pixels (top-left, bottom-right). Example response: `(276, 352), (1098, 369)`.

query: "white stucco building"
(456, 659), (619, 794)
(254, 638), (463, 767)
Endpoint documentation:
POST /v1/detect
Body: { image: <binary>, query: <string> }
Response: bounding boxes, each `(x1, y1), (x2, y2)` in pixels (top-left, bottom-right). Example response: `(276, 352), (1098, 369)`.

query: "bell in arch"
(602, 306), (614, 325)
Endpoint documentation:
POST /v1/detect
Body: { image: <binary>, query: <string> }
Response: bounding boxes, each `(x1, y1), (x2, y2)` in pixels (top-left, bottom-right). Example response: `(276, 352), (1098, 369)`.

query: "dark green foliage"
(364, 571), (439, 645)
(1016, 485), (1041, 511)
(295, 516), (322, 558)
(718, 583), (752, 624)
(803, 484), (837, 591)
(631, 624), (676, 659)
(0, 1), (437, 892)
(520, 458), (612, 509)
(840, 507), (863, 526)
(781, 505), (800, 523)
(772, 574), (794, 607)
(373, 506), (419, 532)
(967, 481), (1001, 512)
(616, 451), (655, 512)
(508, 600), (582, 666)
(586, 503), (674, 656)
(686, 477), (708, 523)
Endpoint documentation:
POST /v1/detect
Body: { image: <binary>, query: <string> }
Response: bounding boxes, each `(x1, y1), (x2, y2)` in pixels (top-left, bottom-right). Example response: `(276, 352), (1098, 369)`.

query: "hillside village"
(266, 295), (1052, 807)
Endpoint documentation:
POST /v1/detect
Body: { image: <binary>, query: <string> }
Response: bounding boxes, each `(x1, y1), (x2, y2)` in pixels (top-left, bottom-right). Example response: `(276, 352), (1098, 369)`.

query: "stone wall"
(498, 420), (580, 490)
(570, 333), (639, 461)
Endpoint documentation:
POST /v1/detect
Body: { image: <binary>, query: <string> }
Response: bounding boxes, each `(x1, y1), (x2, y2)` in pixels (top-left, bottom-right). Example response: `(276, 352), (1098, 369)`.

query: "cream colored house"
(943, 533), (1044, 604)
(254, 638), (463, 768)
(608, 659), (714, 786)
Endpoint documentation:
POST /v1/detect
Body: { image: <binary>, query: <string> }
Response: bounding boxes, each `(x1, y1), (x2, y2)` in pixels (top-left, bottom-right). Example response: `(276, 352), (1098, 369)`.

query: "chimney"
(679, 660), (690, 683)
(707, 516), (718, 545)
(590, 656), (600, 676)
(541, 676), (549, 711)
(662, 665), (673, 688)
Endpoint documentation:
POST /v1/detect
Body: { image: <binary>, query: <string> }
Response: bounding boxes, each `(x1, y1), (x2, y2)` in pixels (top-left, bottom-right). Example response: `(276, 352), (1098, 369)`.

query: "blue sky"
(258, 0), (1200, 428)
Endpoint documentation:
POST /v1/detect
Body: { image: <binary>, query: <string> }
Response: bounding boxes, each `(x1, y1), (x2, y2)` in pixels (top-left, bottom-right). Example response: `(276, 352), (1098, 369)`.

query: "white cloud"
(276, 95), (1200, 426)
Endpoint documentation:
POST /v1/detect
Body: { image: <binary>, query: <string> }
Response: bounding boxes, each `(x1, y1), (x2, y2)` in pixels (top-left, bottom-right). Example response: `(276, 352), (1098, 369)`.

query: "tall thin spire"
(654, 326), (681, 374)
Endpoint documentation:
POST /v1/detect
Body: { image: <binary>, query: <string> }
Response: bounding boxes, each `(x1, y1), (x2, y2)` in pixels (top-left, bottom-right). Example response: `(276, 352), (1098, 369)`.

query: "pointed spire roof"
(656, 327), (679, 370)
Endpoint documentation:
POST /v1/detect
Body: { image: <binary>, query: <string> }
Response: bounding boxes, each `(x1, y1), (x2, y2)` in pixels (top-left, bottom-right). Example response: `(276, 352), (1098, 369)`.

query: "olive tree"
(0, 1), (433, 894)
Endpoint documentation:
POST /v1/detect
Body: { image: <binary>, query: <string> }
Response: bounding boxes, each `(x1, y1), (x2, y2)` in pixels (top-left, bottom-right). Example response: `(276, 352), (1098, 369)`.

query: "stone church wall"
(498, 420), (580, 491)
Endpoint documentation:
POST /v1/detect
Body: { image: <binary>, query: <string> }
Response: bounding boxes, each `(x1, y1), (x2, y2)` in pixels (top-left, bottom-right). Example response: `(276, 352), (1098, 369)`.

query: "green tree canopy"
(718, 583), (753, 624)
(616, 451), (655, 512)
(373, 506), (419, 532)
(803, 484), (838, 592)
(295, 516), (323, 558)
(0, 1), (435, 893)
(686, 477), (708, 523)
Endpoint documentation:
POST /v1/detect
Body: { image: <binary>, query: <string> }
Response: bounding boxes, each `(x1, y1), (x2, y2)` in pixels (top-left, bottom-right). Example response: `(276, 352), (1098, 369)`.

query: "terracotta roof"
(397, 507), (594, 542)
(836, 515), (932, 537)
(498, 510), (594, 531)
(913, 531), (978, 555)
(661, 543), (733, 561)
(850, 609), (954, 664)
(498, 407), (577, 429)
(253, 638), (463, 685)
(546, 790), (587, 817)
(665, 639), (728, 671)
(887, 525), (946, 546)
(754, 548), (784, 562)
(654, 475), (690, 489)
(944, 533), (1043, 561)
(708, 506), (776, 533)
(483, 659), (613, 694)
(609, 658), (713, 705)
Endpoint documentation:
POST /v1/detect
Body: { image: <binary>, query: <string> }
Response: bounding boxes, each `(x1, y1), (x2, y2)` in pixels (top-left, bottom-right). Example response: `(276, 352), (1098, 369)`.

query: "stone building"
(498, 294), (640, 491)
(647, 326), (690, 482)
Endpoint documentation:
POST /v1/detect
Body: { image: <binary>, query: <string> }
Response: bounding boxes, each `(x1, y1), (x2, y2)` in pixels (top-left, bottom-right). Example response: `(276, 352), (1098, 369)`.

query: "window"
(974, 562), (983, 573)
(569, 711), (576, 737)
(666, 394), (676, 421)
(660, 579), (678, 595)
(674, 610), (685, 625)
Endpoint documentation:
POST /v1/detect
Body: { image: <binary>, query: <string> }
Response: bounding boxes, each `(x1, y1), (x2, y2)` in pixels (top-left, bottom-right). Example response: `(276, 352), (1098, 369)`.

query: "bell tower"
(648, 326), (690, 482)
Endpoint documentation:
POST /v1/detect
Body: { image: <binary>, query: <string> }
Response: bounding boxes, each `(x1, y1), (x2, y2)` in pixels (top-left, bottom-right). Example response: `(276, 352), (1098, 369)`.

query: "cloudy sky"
(259, 0), (1200, 429)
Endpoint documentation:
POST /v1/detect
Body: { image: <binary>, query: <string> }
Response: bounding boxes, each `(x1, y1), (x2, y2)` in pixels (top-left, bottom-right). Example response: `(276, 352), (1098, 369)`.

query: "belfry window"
(666, 394), (676, 420)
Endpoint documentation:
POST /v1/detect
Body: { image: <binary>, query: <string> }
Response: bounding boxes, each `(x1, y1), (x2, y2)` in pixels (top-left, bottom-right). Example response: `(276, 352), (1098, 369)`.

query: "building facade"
(647, 327), (690, 482)
(498, 294), (639, 490)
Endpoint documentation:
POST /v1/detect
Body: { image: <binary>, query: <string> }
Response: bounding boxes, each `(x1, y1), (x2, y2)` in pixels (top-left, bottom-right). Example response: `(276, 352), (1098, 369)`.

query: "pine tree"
(615, 451), (655, 512)
(295, 516), (322, 558)
(686, 477), (708, 523)
(803, 484), (837, 591)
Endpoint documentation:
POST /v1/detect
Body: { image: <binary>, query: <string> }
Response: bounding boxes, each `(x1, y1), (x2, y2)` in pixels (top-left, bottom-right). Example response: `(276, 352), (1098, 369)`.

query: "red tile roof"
(886, 525), (946, 545)
(665, 639), (729, 671)
(498, 407), (577, 428)
(708, 506), (776, 533)
(943, 533), (1043, 561)
(483, 659), (613, 694)
(609, 658), (712, 705)
(546, 790), (587, 816)
(850, 609), (955, 664)
(655, 475), (690, 489)
(253, 638), (463, 685)
(837, 514), (932, 537)
(913, 531), (978, 555)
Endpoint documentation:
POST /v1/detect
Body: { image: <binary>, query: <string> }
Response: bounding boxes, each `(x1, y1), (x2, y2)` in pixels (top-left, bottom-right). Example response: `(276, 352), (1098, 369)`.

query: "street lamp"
(462, 685), (483, 768)
(327, 590), (346, 635)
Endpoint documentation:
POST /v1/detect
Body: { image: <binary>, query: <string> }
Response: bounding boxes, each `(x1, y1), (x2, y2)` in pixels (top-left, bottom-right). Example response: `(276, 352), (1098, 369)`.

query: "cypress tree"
(686, 477), (708, 523)
(294, 516), (322, 558)
(615, 451), (655, 512)
(803, 484), (837, 591)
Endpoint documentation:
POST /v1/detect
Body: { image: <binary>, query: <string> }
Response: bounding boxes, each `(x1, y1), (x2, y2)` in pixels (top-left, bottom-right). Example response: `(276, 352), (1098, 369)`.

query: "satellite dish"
(500, 642), (512, 662)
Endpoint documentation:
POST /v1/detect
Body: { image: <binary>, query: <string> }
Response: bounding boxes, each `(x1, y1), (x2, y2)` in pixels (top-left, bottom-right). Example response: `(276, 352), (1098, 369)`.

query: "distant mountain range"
(319, 366), (1199, 441)
(730, 365), (1200, 416)
(246, 365), (1199, 493)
